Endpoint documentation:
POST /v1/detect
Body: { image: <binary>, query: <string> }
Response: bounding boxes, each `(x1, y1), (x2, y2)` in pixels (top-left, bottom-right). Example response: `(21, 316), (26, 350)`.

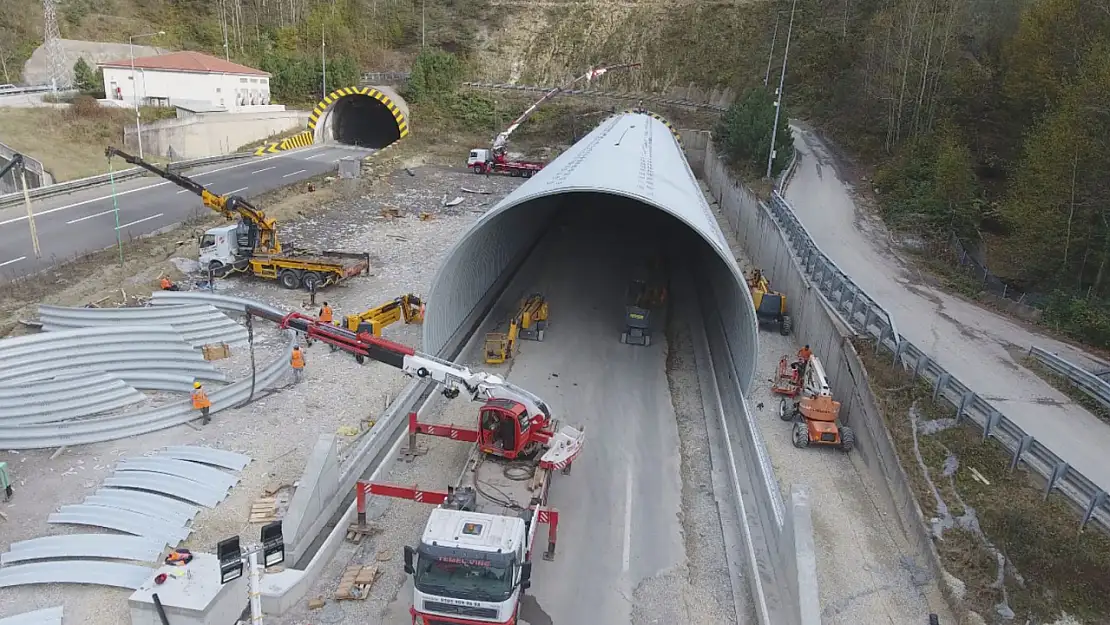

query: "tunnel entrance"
(329, 95), (401, 148)
(425, 190), (758, 391)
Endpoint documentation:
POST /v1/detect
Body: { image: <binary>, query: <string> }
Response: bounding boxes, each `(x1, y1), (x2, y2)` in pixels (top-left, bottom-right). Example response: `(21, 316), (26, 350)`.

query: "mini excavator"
(485, 293), (549, 364)
(775, 352), (855, 452)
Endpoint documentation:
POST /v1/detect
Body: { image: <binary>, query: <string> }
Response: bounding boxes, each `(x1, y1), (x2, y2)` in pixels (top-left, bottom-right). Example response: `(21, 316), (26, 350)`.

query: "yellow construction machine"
(748, 268), (792, 336)
(485, 294), (549, 364)
(344, 294), (425, 336)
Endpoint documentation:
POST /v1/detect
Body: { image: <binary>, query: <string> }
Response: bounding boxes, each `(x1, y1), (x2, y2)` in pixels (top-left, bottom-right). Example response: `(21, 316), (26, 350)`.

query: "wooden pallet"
(249, 497), (279, 524)
(345, 522), (379, 544)
(334, 565), (380, 600)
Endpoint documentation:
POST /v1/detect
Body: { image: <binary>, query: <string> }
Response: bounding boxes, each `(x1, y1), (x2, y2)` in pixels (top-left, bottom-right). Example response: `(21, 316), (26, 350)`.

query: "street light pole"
(766, 0), (797, 180)
(421, 0), (426, 49)
(128, 31), (164, 160)
(321, 30), (326, 100)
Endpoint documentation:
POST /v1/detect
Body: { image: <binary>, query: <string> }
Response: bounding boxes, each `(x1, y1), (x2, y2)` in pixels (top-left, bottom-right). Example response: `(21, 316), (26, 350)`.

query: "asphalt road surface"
(783, 123), (1110, 493)
(0, 144), (373, 283)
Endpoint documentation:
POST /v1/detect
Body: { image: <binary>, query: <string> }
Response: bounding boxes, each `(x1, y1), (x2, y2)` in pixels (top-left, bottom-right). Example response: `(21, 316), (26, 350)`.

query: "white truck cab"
(467, 148), (491, 168)
(403, 508), (532, 624)
(198, 223), (248, 269)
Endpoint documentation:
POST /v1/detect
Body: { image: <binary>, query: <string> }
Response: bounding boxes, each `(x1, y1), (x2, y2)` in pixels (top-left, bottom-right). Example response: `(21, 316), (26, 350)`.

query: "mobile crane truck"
(245, 306), (584, 625)
(467, 62), (641, 178)
(105, 147), (369, 290)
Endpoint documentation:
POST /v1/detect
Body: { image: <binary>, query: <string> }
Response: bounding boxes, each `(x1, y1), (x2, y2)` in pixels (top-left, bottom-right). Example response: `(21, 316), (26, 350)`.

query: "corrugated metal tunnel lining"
(424, 111), (759, 392)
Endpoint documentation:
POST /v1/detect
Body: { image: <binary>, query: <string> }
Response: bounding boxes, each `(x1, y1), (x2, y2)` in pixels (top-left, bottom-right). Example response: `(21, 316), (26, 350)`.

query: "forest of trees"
(774, 0), (1110, 345)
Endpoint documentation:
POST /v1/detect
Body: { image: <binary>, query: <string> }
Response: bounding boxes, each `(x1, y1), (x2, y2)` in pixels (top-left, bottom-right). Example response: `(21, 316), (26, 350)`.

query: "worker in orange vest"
(796, 345), (813, 381)
(160, 276), (180, 291)
(319, 302), (334, 324)
(191, 381), (212, 425)
(291, 346), (306, 383)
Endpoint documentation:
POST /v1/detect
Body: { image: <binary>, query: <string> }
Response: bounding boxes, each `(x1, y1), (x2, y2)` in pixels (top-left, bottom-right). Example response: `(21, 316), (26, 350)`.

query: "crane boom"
(0, 153), (24, 182)
(251, 307), (555, 422)
(104, 146), (281, 254)
(491, 62), (641, 155)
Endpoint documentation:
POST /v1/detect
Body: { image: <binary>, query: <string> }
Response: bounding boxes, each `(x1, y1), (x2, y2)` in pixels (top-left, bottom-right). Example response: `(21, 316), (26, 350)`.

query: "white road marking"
(0, 147), (326, 227)
(282, 169), (307, 178)
(622, 467), (633, 573)
(0, 256), (26, 268)
(176, 189), (189, 194)
(116, 213), (164, 230)
(226, 187), (248, 195)
(304, 153), (324, 160)
(66, 208), (116, 225)
(251, 166), (276, 174)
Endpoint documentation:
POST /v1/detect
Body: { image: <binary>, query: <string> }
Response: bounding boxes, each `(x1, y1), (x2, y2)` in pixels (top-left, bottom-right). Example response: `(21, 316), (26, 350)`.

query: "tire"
(208, 260), (229, 278)
(302, 272), (323, 292)
(929, 615), (939, 625)
(780, 315), (793, 336)
(355, 355), (365, 365)
(279, 269), (302, 290)
(536, 329), (545, 341)
(511, 169), (521, 177)
(620, 332), (628, 344)
(644, 334), (651, 347)
(779, 398), (794, 421)
(522, 169), (532, 179)
(792, 421), (810, 448)
(472, 165), (484, 174)
(839, 425), (855, 452)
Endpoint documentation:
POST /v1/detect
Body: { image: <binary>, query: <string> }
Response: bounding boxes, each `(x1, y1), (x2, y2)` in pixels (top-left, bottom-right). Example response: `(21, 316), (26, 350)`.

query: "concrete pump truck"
(246, 307), (585, 625)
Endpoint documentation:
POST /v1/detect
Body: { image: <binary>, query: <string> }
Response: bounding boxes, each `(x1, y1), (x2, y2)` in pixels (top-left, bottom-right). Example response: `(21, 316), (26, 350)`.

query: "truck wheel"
(620, 332), (628, 344)
(779, 398), (795, 421)
(644, 334), (651, 347)
(278, 269), (302, 290)
(355, 355), (365, 365)
(839, 425), (855, 452)
(301, 272), (322, 292)
(522, 169), (532, 179)
(536, 329), (544, 341)
(781, 315), (793, 336)
(208, 260), (230, 278)
(472, 165), (483, 174)
(792, 422), (810, 448)
(511, 169), (521, 177)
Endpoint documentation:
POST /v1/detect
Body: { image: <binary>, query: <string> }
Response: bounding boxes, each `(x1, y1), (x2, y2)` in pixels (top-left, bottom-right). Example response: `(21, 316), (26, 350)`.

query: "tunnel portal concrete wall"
(124, 110), (309, 159)
(423, 111), (760, 393)
(309, 86), (409, 146)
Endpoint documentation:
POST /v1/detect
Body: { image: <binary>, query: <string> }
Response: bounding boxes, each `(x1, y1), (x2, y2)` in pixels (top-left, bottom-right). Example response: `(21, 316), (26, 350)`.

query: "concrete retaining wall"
(124, 110), (310, 159)
(686, 129), (950, 620)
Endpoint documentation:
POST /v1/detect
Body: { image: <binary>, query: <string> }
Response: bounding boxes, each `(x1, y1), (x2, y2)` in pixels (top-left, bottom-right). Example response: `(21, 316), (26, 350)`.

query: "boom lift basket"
(771, 357), (801, 396)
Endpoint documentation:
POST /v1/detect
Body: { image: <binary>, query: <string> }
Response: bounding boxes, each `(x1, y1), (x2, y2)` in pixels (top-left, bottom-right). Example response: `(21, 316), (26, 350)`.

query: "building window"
(261, 78), (268, 84)
(216, 87), (221, 93)
(250, 78), (258, 84)
(240, 77), (248, 83)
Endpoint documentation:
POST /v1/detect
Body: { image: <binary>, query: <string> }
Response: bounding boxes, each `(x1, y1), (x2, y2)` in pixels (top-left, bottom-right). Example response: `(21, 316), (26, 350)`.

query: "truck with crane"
(247, 308), (586, 625)
(245, 306), (584, 625)
(467, 63), (641, 178)
(104, 147), (369, 291)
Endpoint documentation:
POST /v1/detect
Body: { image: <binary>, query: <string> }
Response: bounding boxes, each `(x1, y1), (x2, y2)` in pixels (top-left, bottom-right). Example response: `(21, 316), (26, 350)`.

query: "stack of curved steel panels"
(0, 372), (145, 425)
(0, 326), (227, 390)
(39, 303), (249, 347)
(148, 290), (286, 318)
(0, 446), (251, 591)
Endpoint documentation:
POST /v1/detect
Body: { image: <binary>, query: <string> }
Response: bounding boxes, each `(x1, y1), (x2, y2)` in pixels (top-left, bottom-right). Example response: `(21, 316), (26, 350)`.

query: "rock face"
(22, 39), (168, 86)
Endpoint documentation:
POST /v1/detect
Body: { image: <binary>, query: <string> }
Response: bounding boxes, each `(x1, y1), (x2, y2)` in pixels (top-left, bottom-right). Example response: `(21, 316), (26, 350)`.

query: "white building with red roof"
(98, 50), (272, 113)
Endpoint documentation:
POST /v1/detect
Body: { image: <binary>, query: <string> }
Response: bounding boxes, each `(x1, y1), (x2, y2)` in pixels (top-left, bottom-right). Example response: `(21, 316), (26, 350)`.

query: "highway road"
(783, 123), (1110, 493)
(0, 144), (372, 283)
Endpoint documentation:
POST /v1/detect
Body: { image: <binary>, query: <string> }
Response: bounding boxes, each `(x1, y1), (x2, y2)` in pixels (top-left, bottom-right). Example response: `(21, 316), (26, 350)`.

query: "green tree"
(405, 49), (463, 104)
(714, 88), (794, 177)
(72, 57), (100, 95)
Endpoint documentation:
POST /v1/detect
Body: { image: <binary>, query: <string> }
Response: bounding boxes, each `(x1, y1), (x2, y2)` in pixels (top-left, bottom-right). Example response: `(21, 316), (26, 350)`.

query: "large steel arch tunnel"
(308, 86), (410, 148)
(423, 111), (759, 392)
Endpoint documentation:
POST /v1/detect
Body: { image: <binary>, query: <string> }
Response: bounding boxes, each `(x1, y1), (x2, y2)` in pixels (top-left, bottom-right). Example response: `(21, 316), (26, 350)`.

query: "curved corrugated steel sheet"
(423, 111), (759, 391)
(39, 303), (249, 347)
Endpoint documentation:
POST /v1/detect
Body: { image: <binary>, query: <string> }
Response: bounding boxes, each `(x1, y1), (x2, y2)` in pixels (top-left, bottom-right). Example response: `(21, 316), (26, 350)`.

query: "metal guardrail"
(1029, 346), (1110, 411)
(461, 81), (728, 113)
(763, 189), (1110, 532)
(0, 85), (56, 96)
(359, 71), (411, 85)
(0, 151), (255, 209)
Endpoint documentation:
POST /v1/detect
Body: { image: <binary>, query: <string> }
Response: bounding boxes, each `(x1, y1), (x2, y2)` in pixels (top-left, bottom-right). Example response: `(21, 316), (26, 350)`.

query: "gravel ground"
(703, 187), (954, 623)
(0, 165), (524, 624)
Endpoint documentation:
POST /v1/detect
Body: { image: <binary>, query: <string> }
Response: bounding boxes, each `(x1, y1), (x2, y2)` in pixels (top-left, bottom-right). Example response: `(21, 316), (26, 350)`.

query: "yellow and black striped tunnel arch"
(309, 86), (410, 149)
(617, 108), (683, 147)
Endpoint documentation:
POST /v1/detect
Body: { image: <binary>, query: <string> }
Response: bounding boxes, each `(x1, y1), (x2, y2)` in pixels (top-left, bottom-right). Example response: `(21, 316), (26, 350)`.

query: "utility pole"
(42, 0), (68, 93)
(220, 0), (231, 61)
(321, 30), (327, 100)
(421, 0), (426, 49)
(766, 0), (797, 180)
(129, 31), (164, 160)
